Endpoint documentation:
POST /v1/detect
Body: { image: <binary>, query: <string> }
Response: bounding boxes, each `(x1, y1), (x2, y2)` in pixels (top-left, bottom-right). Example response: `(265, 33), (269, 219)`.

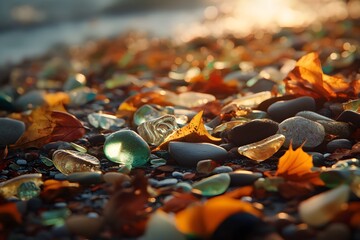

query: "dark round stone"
(27, 197), (43, 212)
(267, 96), (316, 122)
(326, 139), (353, 153)
(228, 119), (279, 146)
(337, 110), (360, 127)
(87, 134), (106, 146)
(248, 78), (276, 93)
(256, 95), (296, 112)
(308, 152), (326, 167)
(211, 212), (273, 240)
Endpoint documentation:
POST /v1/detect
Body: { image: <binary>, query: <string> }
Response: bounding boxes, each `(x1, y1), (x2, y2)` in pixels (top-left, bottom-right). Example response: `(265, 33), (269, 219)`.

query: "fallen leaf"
(12, 108), (85, 149)
(161, 192), (199, 213)
(44, 92), (70, 107)
(224, 186), (254, 199)
(284, 52), (358, 100)
(275, 144), (324, 186)
(116, 91), (175, 119)
(327, 142), (360, 161)
(175, 196), (261, 238)
(41, 180), (80, 201)
(104, 170), (151, 238)
(278, 181), (314, 199)
(154, 111), (221, 151)
(188, 70), (238, 99)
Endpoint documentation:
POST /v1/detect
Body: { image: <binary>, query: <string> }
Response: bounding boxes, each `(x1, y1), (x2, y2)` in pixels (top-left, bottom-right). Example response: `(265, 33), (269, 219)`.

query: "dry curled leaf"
(104, 170), (151, 238)
(275, 144), (324, 186)
(116, 91), (174, 119)
(175, 196), (261, 238)
(12, 108), (85, 149)
(154, 111), (221, 151)
(188, 70), (238, 99)
(284, 52), (359, 100)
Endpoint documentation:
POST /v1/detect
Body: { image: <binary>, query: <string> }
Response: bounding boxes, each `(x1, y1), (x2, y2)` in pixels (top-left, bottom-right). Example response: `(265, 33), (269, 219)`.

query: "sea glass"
(237, 134), (285, 161)
(174, 92), (216, 108)
(137, 115), (178, 146)
(0, 173), (43, 198)
(42, 208), (71, 226)
(222, 91), (272, 110)
(192, 173), (230, 197)
(17, 181), (41, 200)
(133, 104), (174, 126)
(63, 73), (86, 91)
(103, 130), (150, 168)
(52, 150), (100, 175)
(68, 87), (97, 107)
(299, 184), (350, 227)
(212, 120), (248, 135)
(88, 112), (125, 130)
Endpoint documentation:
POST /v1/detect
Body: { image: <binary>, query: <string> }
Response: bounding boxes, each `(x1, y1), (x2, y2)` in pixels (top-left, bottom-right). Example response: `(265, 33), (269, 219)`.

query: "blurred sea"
(0, 0), (207, 66)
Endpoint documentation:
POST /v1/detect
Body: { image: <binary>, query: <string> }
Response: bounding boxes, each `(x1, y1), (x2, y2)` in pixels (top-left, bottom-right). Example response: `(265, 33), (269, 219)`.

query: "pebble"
(172, 171), (184, 178)
(278, 116), (325, 148)
(248, 78), (277, 93)
(299, 184), (350, 227)
(228, 119), (279, 146)
(192, 173), (230, 196)
(196, 159), (217, 174)
(103, 130), (150, 167)
(168, 142), (228, 167)
(54, 173), (67, 180)
(0, 118), (25, 146)
(229, 170), (262, 187)
(317, 120), (352, 138)
(267, 96), (316, 122)
(27, 197), (43, 212)
(157, 178), (178, 187)
(326, 139), (353, 153)
(87, 134), (106, 146)
(103, 172), (131, 185)
(212, 166), (233, 174)
(14, 90), (45, 111)
(54, 202), (67, 208)
(296, 110), (334, 122)
(308, 152), (326, 167)
(65, 215), (104, 238)
(67, 171), (104, 185)
(16, 159), (27, 165)
(317, 223), (351, 240)
(336, 110), (360, 127)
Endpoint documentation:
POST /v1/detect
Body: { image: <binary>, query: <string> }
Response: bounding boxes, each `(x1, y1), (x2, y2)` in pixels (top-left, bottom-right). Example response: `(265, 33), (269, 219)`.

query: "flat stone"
(16, 159), (27, 165)
(296, 111), (334, 122)
(212, 166), (233, 174)
(65, 215), (103, 238)
(278, 116), (325, 148)
(168, 142), (228, 167)
(0, 118), (25, 146)
(336, 110), (360, 127)
(228, 119), (279, 146)
(267, 96), (316, 122)
(326, 139), (353, 153)
(67, 171), (104, 185)
(157, 178), (178, 187)
(229, 170), (263, 187)
(317, 120), (352, 138)
(14, 90), (46, 111)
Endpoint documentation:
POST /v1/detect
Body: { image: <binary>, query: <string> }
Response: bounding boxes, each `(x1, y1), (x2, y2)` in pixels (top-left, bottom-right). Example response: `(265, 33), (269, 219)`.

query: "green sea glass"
(17, 181), (41, 200)
(0, 173), (43, 198)
(88, 112), (125, 130)
(104, 130), (150, 168)
(192, 173), (230, 197)
(133, 104), (174, 126)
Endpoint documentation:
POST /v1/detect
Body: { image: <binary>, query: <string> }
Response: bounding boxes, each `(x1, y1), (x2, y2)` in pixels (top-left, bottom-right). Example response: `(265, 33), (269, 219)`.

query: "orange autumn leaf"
(44, 92), (70, 107)
(12, 107), (85, 149)
(188, 71), (239, 99)
(116, 91), (174, 119)
(175, 196), (261, 238)
(284, 52), (358, 100)
(41, 180), (80, 201)
(154, 111), (221, 151)
(275, 144), (324, 186)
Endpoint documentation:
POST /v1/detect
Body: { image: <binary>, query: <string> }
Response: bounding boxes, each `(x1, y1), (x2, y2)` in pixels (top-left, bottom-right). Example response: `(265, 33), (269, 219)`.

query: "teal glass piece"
(63, 74), (86, 91)
(320, 169), (352, 188)
(192, 173), (230, 197)
(70, 142), (87, 153)
(105, 74), (139, 89)
(150, 158), (167, 167)
(137, 115), (178, 146)
(104, 130), (150, 168)
(88, 113), (125, 130)
(68, 87), (97, 107)
(254, 177), (284, 192)
(17, 181), (41, 200)
(42, 208), (71, 226)
(40, 155), (54, 167)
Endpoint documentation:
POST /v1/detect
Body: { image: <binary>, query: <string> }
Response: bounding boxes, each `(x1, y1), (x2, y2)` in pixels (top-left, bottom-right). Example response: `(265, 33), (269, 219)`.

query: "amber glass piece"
(0, 173), (42, 198)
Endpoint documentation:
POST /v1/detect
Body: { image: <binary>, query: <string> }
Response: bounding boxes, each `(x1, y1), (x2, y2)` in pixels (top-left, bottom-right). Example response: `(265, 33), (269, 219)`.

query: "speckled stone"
(278, 116), (325, 148)
(326, 139), (353, 153)
(169, 142), (228, 167)
(0, 118), (25, 146)
(296, 111), (334, 122)
(267, 96), (316, 122)
(317, 120), (352, 138)
(228, 119), (279, 146)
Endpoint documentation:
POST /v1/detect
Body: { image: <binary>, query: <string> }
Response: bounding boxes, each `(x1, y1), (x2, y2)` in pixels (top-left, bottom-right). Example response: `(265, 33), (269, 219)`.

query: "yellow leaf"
(275, 144), (324, 186)
(154, 111), (221, 151)
(175, 196), (261, 238)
